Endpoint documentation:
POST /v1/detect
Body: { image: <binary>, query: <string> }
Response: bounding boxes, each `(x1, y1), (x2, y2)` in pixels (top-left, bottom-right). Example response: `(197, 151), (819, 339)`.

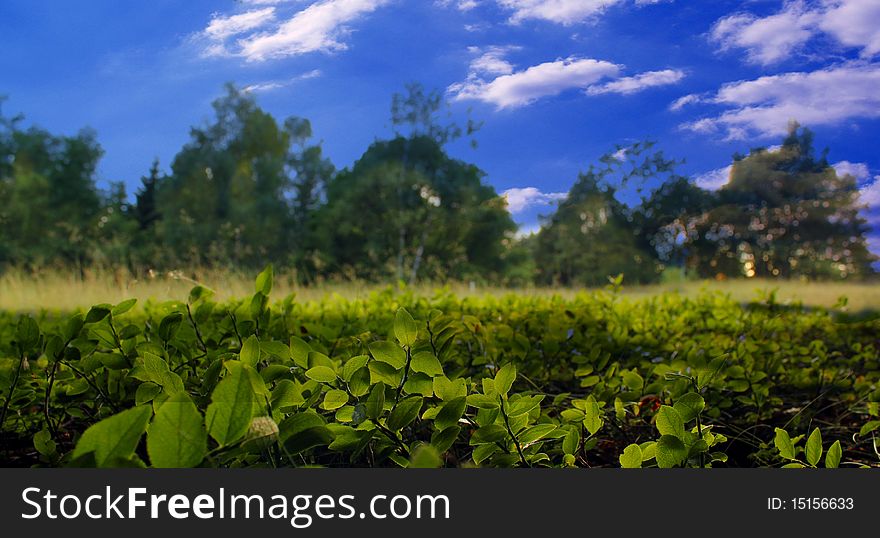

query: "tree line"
(0, 84), (875, 285)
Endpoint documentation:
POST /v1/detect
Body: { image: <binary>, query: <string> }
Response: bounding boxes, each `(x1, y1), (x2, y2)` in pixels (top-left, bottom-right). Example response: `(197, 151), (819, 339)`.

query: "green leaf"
(342, 355), (370, 382)
(774, 428), (796, 460)
(583, 395), (603, 435)
(619, 444), (643, 468)
(519, 424), (556, 445)
(825, 440), (842, 468)
(239, 335), (261, 368)
(260, 340), (291, 362)
(562, 428), (579, 455)
(64, 314), (85, 341)
(403, 373), (434, 397)
(388, 396), (423, 431)
(368, 360), (403, 386)
(673, 392), (705, 423)
(280, 413), (334, 455)
(470, 425), (507, 445)
(805, 427), (823, 467)
(111, 298), (137, 317)
(84, 306), (111, 324)
(506, 395), (543, 418)
(431, 426), (461, 453)
(135, 382), (162, 405)
(409, 444), (442, 468)
(308, 351), (334, 368)
(305, 366), (337, 384)
(368, 341), (406, 369)
(255, 264), (274, 295)
(434, 397), (467, 431)
(656, 406), (685, 439)
(16, 315), (40, 352)
(73, 405), (152, 467)
(271, 379), (305, 411)
(433, 376), (467, 401)
(621, 371), (643, 391)
(147, 392), (207, 468)
(410, 352), (443, 377)
(365, 382), (386, 420)
(494, 363), (517, 396)
(289, 336), (311, 369)
(656, 435), (688, 468)
(33, 429), (57, 457)
(467, 394), (500, 410)
(137, 353), (185, 394)
(205, 362), (257, 447)
(157, 312), (183, 341)
(859, 420), (880, 437)
(322, 389), (349, 411)
(394, 308), (419, 348)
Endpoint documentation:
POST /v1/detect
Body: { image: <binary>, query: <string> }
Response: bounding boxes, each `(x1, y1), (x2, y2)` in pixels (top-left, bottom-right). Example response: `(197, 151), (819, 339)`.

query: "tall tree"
(157, 84), (294, 268)
(690, 123), (876, 279)
(284, 117), (335, 281)
(535, 143), (682, 286)
(315, 134), (514, 282)
(0, 103), (103, 267)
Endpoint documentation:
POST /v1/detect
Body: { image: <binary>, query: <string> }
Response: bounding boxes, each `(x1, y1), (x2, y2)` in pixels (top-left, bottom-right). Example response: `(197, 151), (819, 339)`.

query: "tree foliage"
(0, 90), (875, 284)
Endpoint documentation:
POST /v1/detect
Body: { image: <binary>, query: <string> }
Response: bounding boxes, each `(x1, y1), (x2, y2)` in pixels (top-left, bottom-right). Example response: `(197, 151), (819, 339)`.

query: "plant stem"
(395, 346), (412, 403)
(499, 395), (529, 467)
(60, 360), (120, 412)
(0, 351), (26, 431)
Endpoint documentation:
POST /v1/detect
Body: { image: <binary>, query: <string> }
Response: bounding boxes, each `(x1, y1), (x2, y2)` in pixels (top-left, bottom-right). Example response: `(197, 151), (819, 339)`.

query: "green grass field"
(1, 268), (878, 313)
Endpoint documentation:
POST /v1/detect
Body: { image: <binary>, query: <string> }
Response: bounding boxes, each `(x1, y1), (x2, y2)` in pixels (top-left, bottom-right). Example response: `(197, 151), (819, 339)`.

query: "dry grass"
(0, 267), (878, 313)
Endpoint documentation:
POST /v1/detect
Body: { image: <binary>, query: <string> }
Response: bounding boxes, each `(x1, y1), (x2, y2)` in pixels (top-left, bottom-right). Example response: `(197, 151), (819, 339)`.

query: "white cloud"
(498, 0), (626, 25)
(709, 1), (880, 65)
(449, 55), (621, 109)
(237, 0), (391, 61)
(468, 45), (519, 75)
(503, 187), (567, 213)
(669, 93), (701, 111)
(435, 0), (481, 11)
(585, 69), (685, 95)
(693, 165), (732, 191)
(197, 0), (390, 61)
(681, 62), (880, 139)
(204, 8), (277, 42)
(449, 48), (683, 109)
(832, 160), (870, 180)
(242, 0), (298, 4)
(243, 69), (323, 93)
(860, 177), (880, 207)
(820, 0), (880, 58)
(709, 2), (818, 65)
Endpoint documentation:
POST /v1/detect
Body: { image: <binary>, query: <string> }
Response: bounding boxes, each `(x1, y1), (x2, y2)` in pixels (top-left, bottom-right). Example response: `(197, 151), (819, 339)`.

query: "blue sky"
(1, 0), (878, 251)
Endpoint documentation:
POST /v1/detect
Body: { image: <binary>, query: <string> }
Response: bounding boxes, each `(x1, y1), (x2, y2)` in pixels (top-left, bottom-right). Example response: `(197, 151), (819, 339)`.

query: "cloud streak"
(709, 1), (880, 65)
(681, 62), (880, 139)
(449, 48), (683, 109)
(199, 0), (391, 61)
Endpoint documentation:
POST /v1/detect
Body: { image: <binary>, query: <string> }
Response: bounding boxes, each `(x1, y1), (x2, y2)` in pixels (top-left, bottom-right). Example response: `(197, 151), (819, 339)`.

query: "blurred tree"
(316, 134), (514, 282)
(535, 143), (683, 286)
(0, 102), (103, 267)
(690, 123), (876, 279)
(134, 159), (161, 231)
(284, 117), (335, 281)
(157, 84), (294, 268)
